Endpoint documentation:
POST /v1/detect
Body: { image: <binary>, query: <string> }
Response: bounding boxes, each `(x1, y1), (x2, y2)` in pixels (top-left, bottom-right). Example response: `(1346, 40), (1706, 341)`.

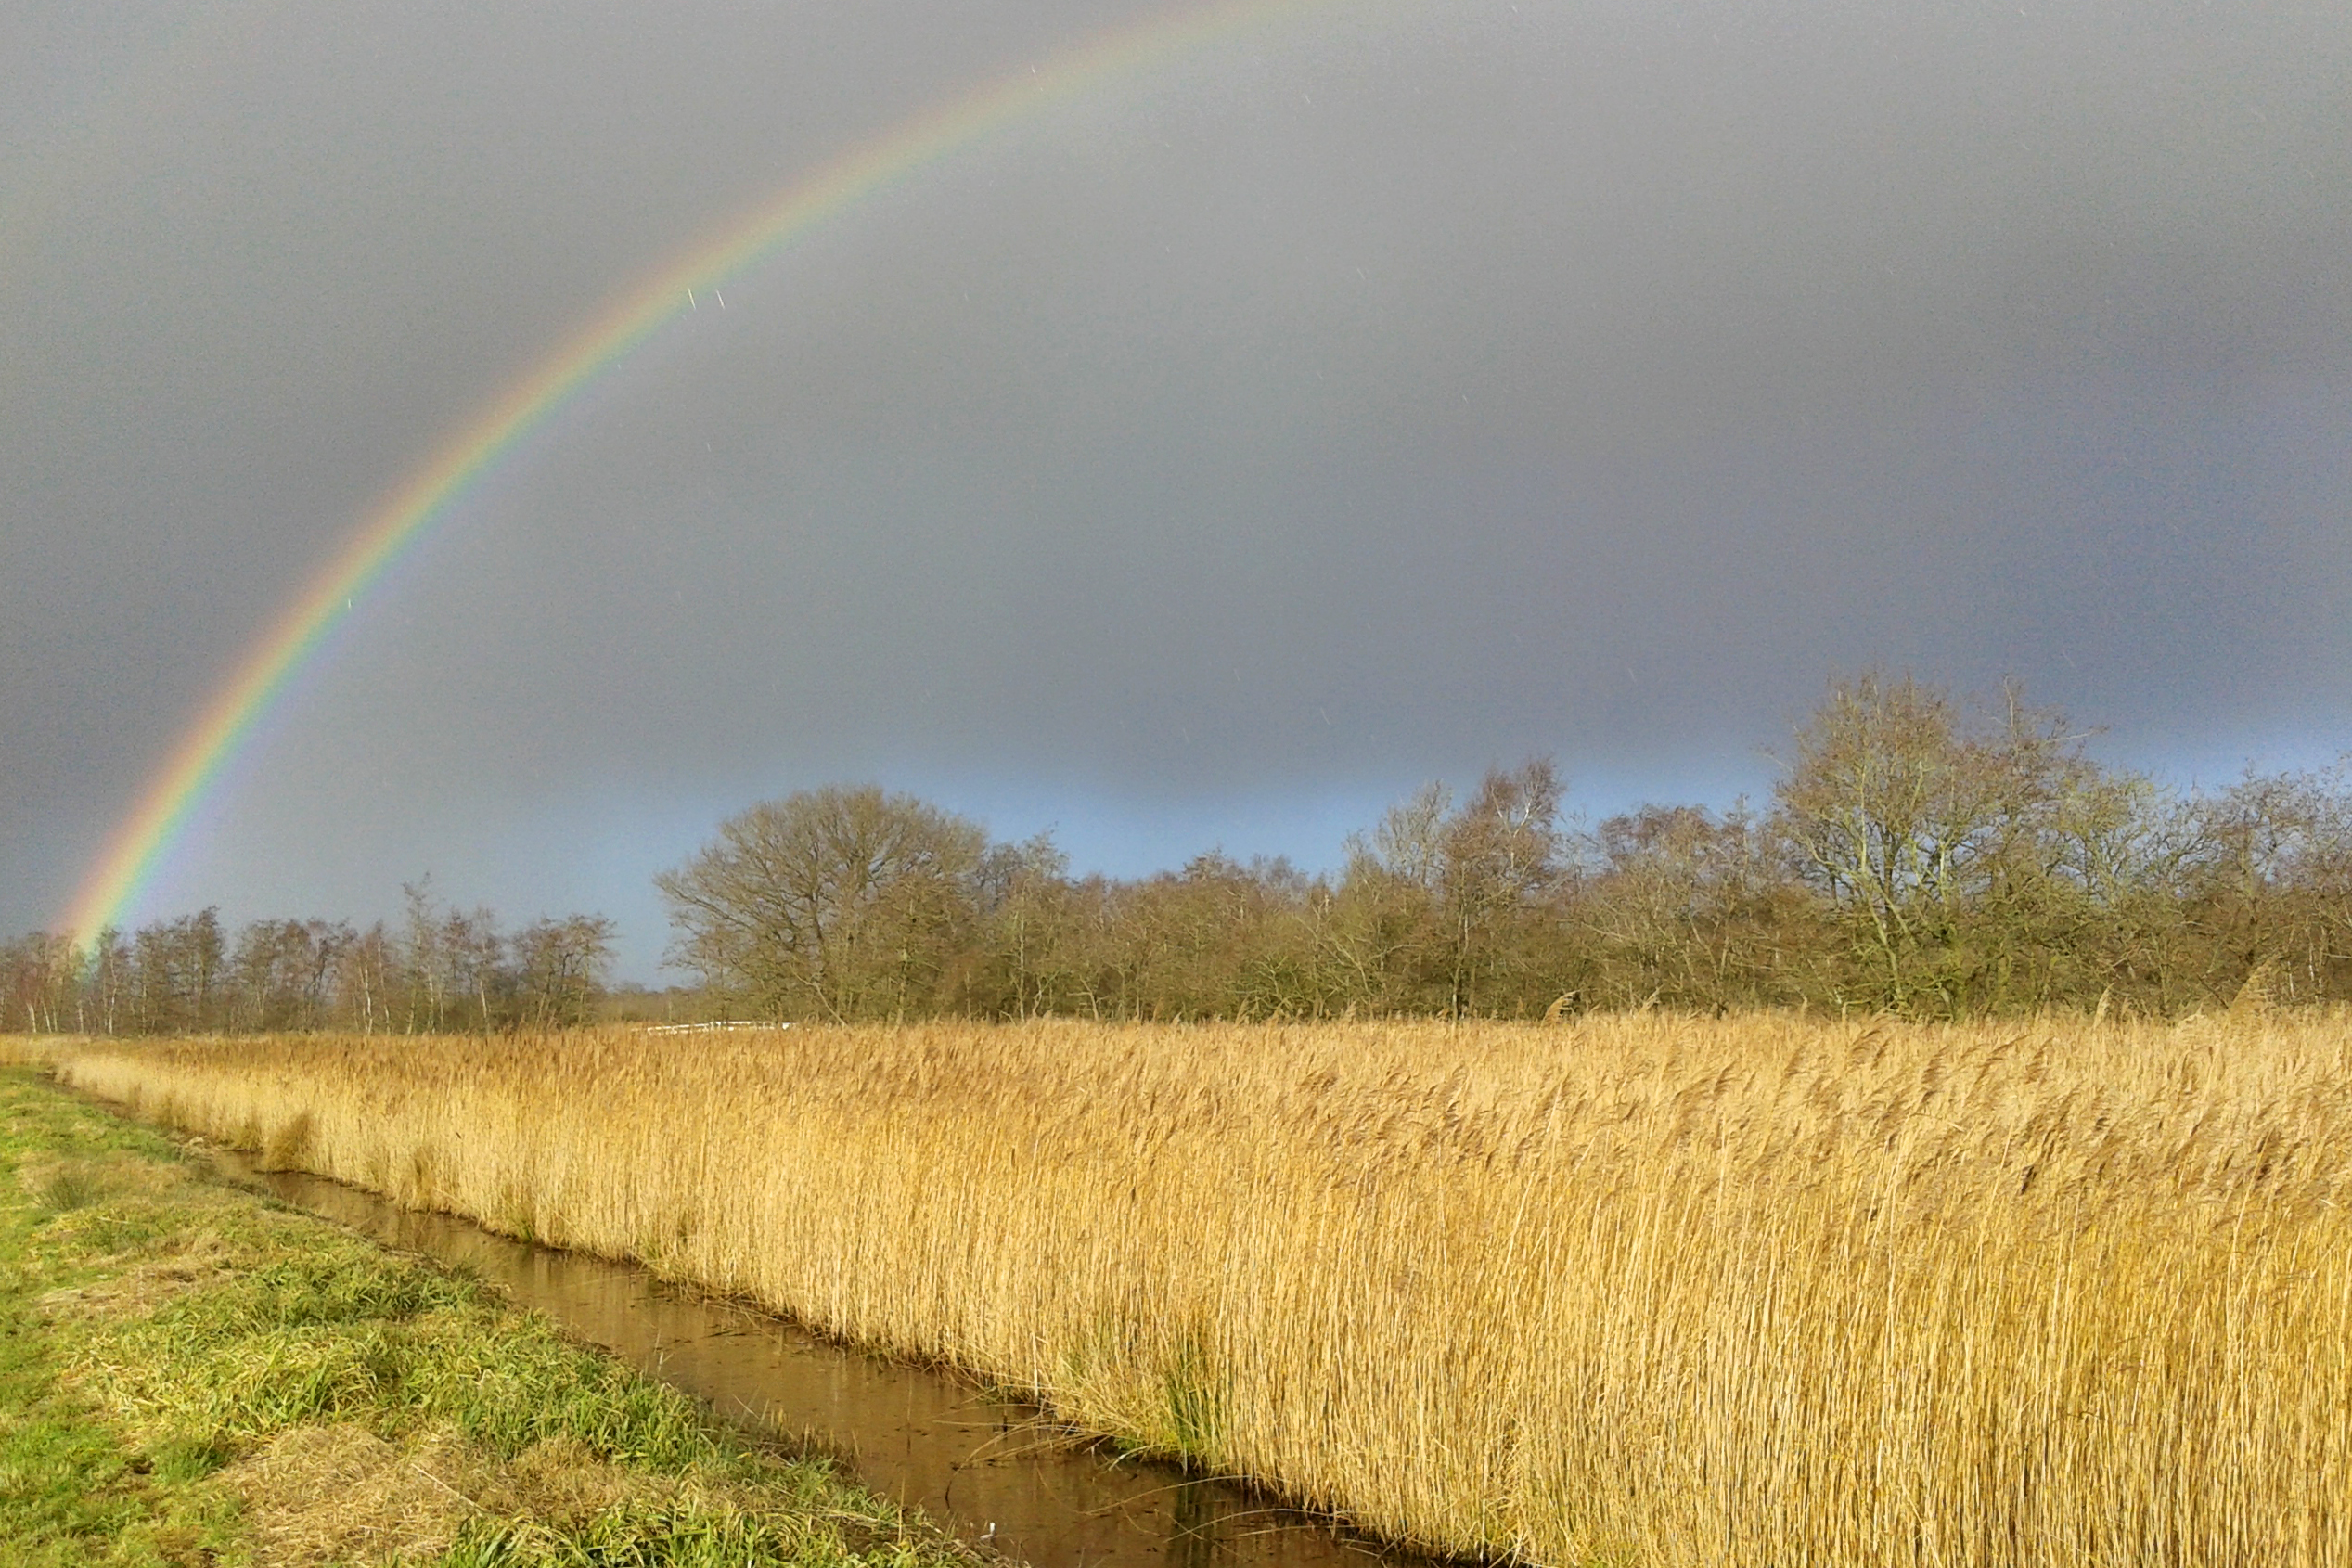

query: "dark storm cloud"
(5, 1), (2348, 969)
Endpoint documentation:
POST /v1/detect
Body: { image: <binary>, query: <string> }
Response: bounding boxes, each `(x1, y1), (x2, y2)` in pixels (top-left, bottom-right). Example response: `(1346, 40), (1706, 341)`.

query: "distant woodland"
(11, 675), (2350, 1032)
(4, 880), (616, 1035)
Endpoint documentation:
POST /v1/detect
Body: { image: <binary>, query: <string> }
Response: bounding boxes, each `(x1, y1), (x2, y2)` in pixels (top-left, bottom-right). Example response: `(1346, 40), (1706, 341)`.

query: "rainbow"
(61, 0), (1330, 951)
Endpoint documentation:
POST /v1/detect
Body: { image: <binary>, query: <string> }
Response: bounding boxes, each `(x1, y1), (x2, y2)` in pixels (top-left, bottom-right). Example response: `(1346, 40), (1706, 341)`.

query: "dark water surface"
(206, 1150), (1423, 1568)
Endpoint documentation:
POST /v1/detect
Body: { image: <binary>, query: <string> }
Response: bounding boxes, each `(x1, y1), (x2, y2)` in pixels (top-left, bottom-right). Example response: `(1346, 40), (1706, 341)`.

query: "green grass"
(0, 1068), (976, 1567)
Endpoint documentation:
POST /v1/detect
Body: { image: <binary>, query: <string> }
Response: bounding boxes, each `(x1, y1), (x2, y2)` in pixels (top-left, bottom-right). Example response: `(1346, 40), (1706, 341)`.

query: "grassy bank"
(32, 1015), (2352, 1567)
(0, 1066), (975, 1567)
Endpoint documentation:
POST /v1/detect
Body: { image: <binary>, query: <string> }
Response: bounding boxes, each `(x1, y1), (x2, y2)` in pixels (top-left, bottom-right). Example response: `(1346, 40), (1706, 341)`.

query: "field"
(29, 1013), (2352, 1567)
(0, 1066), (969, 1567)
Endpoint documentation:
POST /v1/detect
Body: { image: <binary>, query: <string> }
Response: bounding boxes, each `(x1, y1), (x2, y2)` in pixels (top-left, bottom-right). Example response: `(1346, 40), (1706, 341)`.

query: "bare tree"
(1574, 801), (1814, 1010)
(1319, 787), (1452, 1014)
(1772, 674), (2107, 1012)
(397, 879), (504, 1031)
(1437, 761), (1566, 1015)
(334, 923), (396, 1035)
(127, 908), (225, 1032)
(512, 914), (617, 1031)
(226, 918), (353, 1031)
(1, 932), (81, 1033)
(439, 906), (505, 1035)
(977, 833), (1077, 1020)
(658, 785), (986, 1021)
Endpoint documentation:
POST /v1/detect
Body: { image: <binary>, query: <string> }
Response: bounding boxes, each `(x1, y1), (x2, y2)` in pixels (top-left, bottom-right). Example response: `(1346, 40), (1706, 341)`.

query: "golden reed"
(35, 1015), (2352, 1566)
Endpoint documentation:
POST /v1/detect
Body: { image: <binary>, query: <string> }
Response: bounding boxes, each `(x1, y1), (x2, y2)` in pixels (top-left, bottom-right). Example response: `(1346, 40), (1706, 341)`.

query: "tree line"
(9, 675), (2348, 1032)
(659, 675), (2351, 1022)
(3, 880), (614, 1035)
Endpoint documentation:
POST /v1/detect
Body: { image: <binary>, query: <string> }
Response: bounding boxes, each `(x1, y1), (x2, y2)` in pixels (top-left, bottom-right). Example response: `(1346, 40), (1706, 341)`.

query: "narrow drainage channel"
(207, 1149), (1430, 1568)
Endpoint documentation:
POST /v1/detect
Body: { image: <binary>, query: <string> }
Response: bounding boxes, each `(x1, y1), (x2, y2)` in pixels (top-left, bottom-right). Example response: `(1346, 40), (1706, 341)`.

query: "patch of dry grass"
(42, 1014), (2352, 1566)
(224, 1422), (482, 1564)
(218, 1420), (845, 1566)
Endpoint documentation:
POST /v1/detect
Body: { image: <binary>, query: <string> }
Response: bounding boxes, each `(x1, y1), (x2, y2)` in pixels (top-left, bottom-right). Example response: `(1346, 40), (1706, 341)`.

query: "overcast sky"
(6, 0), (2348, 978)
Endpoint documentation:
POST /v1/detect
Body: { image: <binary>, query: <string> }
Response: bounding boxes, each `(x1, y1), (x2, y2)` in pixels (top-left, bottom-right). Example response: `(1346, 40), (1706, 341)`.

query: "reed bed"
(39, 1015), (2352, 1567)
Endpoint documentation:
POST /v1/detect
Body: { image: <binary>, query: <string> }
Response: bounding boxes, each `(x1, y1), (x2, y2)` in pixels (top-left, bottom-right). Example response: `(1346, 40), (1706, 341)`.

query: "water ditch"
(203, 1147), (1430, 1568)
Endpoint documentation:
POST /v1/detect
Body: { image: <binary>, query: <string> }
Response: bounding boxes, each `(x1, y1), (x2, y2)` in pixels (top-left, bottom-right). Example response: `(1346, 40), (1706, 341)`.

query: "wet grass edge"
(0, 1065), (994, 1568)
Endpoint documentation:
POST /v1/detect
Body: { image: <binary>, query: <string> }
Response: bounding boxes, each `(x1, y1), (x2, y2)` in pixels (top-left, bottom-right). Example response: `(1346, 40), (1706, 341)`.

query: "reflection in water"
(209, 1150), (1425, 1568)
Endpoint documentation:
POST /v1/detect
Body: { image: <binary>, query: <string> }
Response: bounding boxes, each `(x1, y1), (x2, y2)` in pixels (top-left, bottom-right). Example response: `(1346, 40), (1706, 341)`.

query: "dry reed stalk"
(45, 1015), (2352, 1567)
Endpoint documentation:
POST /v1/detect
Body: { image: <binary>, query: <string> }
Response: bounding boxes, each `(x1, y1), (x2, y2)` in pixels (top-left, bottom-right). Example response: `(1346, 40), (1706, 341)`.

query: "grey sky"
(5, 0), (2348, 977)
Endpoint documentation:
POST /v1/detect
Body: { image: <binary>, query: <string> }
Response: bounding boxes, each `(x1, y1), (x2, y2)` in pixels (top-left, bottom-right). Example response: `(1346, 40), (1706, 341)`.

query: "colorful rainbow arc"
(61, 0), (1328, 952)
